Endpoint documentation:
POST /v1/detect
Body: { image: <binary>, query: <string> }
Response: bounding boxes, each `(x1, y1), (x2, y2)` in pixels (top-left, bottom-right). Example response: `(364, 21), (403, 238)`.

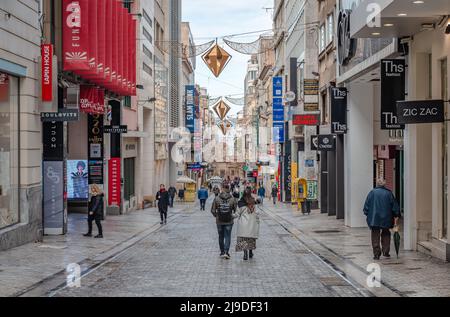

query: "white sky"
(182, 0), (273, 117)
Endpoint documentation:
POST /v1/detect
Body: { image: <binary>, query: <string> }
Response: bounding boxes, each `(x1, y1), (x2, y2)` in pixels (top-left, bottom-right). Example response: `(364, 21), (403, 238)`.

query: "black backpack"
(217, 197), (233, 223)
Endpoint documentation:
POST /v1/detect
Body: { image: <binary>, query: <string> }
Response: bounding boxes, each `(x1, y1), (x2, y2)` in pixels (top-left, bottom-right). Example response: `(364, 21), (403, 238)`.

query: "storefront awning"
(350, 0), (450, 38)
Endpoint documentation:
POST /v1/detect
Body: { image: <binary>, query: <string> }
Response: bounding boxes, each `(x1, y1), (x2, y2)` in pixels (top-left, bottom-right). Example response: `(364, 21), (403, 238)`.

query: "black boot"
(243, 250), (248, 261)
(249, 250), (253, 259)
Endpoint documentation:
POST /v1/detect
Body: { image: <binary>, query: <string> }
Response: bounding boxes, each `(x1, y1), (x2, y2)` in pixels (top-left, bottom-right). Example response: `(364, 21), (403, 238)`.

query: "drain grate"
(313, 230), (342, 234)
(319, 277), (350, 287)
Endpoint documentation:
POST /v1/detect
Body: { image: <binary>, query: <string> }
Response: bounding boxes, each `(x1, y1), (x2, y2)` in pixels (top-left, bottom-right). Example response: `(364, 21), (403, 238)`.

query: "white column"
(345, 83), (374, 228)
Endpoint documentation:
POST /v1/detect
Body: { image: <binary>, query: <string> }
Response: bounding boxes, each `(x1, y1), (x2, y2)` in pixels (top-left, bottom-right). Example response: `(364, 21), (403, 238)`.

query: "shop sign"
(104, 125), (128, 134)
(80, 86), (105, 114)
(187, 163), (202, 170)
(0, 72), (9, 102)
(41, 44), (53, 102)
(88, 114), (104, 188)
(337, 9), (357, 66)
(43, 122), (64, 160)
(273, 77), (285, 144)
(284, 141), (292, 202)
(381, 59), (406, 130)
(43, 161), (64, 232)
(185, 85), (195, 133)
(330, 87), (348, 134)
(108, 158), (121, 206)
(304, 103), (319, 112)
(304, 79), (319, 96)
(397, 100), (445, 124)
(293, 114), (320, 126)
(273, 121), (285, 143)
(311, 135), (336, 151)
(41, 109), (79, 122)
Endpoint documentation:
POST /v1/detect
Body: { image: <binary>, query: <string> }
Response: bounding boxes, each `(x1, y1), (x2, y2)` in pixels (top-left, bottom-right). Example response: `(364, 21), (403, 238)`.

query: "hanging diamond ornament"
(202, 43), (232, 78)
(212, 99), (231, 121)
(218, 121), (228, 135)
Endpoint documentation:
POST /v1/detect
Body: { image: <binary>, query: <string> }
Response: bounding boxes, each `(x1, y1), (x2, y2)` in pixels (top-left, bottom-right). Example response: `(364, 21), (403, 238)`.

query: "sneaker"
(373, 255), (380, 260)
(164, 220), (167, 225)
(160, 221), (164, 225)
(94, 234), (103, 239)
(383, 253), (391, 258)
(220, 252), (225, 258)
(224, 253), (231, 260)
(83, 233), (92, 237)
(249, 250), (254, 259)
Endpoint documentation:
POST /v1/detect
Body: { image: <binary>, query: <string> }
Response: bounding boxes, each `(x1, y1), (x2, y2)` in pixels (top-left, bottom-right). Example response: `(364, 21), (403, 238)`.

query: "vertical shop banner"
(108, 158), (121, 206)
(117, 7), (124, 92)
(62, 0), (90, 71)
(43, 121), (64, 160)
(273, 77), (285, 143)
(186, 85), (195, 133)
(43, 161), (65, 232)
(111, 0), (119, 88)
(80, 86), (105, 114)
(86, 0), (98, 76)
(41, 44), (53, 102)
(123, 11), (129, 95)
(381, 59), (406, 130)
(104, 0), (113, 83)
(0, 72), (9, 102)
(131, 18), (137, 95)
(284, 139), (292, 202)
(330, 87), (348, 134)
(88, 114), (104, 188)
(96, 0), (106, 81)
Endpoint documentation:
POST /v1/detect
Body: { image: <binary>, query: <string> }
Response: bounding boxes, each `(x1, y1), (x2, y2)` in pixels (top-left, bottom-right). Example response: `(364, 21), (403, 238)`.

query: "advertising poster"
(43, 161), (64, 232)
(67, 160), (89, 200)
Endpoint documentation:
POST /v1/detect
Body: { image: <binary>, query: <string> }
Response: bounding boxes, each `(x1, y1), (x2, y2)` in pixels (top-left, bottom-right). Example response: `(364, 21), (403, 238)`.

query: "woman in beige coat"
(235, 187), (260, 261)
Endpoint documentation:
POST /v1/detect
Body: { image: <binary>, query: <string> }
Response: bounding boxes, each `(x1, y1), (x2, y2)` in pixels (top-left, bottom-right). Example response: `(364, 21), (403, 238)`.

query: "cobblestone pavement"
(261, 203), (450, 297)
(0, 204), (189, 297)
(54, 199), (364, 297)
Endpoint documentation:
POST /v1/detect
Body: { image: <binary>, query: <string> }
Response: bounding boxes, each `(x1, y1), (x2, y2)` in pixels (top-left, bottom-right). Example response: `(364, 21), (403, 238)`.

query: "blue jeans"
(259, 195), (264, 205)
(217, 224), (233, 254)
(169, 196), (174, 208)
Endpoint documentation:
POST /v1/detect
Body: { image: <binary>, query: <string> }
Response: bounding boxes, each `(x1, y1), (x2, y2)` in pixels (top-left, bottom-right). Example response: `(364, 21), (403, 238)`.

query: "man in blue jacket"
(198, 185), (209, 211)
(363, 179), (401, 260)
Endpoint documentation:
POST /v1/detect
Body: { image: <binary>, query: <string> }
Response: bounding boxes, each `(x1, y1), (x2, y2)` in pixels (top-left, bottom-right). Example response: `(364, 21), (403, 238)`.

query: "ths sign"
(41, 44), (53, 102)
(397, 100), (445, 124)
(381, 59), (406, 130)
(330, 87), (348, 134)
(293, 114), (320, 126)
(311, 135), (336, 151)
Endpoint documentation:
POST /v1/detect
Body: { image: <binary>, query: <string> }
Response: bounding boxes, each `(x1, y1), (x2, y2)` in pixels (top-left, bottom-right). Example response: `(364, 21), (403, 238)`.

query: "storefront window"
(441, 58), (448, 239)
(0, 72), (20, 229)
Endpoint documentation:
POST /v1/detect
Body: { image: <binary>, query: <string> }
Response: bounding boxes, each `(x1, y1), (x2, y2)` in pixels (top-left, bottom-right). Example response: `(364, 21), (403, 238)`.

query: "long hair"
(243, 186), (256, 213)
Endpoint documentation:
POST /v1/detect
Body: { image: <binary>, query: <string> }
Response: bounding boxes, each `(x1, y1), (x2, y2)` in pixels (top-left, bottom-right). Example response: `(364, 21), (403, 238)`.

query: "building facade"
(0, 0), (42, 250)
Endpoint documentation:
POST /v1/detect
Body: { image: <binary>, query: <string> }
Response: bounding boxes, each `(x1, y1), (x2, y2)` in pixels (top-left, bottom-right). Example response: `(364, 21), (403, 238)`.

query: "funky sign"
(330, 87), (348, 134)
(381, 59), (406, 130)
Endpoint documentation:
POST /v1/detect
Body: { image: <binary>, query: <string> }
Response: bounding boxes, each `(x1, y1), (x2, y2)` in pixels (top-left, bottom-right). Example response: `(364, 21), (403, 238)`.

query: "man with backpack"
(211, 184), (238, 259)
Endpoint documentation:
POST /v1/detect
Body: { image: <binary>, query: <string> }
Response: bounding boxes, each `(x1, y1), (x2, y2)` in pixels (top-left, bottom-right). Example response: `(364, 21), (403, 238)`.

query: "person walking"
(257, 186), (266, 206)
(211, 184), (237, 259)
(213, 185), (220, 197)
(168, 185), (177, 208)
(198, 185), (209, 211)
(235, 187), (260, 261)
(271, 186), (278, 205)
(178, 187), (185, 203)
(363, 178), (401, 260)
(84, 184), (104, 238)
(156, 184), (170, 225)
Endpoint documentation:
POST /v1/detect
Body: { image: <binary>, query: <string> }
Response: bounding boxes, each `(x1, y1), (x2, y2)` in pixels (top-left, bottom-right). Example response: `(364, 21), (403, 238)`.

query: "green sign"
(307, 181), (318, 200)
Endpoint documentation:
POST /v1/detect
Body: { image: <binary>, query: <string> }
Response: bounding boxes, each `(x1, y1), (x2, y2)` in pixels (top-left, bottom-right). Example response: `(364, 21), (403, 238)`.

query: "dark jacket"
(198, 188), (209, 200)
(271, 187), (278, 197)
(178, 189), (185, 198)
(363, 186), (401, 229)
(257, 187), (266, 197)
(213, 187), (220, 196)
(211, 192), (238, 225)
(89, 194), (104, 220)
(156, 190), (170, 211)
(168, 187), (177, 198)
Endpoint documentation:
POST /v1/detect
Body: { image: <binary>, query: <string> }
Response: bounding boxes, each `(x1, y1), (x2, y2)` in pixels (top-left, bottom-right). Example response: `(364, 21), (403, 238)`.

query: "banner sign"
(88, 114), (104, 189)
(108, 158), (121, 206)
(187, 163), (202, 170)
(41, 44), (53, 102)
(80, 86), (105, 114)
(43, 161), (64, 232)
(293, 114), (320, 126)
(273, 77), (285, 143)
(397, 100), (445, 124)
(307, 181), (318, 201)
(62, 0), (136, 96)
(304, 79), (319, 96)
(284, 139), (292, 202)
(0, 72), (9, 102)
(104, 125), (128, 134)
(186, 85), (195, 133)
(43, 122), (64, 160)
(330, 87), (348, 134)
(311, 135), (336, 151)
(41, 109), (79, 122)
(381, 59), (406, 130)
